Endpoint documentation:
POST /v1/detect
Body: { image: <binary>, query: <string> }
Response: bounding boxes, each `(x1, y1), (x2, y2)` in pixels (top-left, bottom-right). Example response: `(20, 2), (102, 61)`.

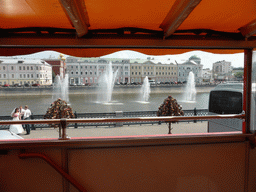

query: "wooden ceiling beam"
(239, 19), (256, 39)
(59, 0), (90, 37)
(0, 35), (256, 50)
(160, 0), (202, 39)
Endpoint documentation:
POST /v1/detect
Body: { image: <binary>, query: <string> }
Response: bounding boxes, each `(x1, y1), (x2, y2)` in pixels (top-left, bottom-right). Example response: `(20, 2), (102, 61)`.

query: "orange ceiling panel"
(179, 0), (256, 32)
(0, 0), (72, 29)
(84, 0), (174, 30)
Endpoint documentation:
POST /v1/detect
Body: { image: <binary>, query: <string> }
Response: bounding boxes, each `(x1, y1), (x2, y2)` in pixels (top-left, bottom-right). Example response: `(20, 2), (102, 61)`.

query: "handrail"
(18, 153), (87, 192)
(0, 113), (245, 125)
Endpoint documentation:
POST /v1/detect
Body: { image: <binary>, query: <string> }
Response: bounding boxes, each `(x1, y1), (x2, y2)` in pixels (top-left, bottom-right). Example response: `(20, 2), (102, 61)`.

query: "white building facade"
(0, 59), (52, 85)
(212, 60), (232, 74)
(66, 57), (130, 85)
(177, 59), (203, 83)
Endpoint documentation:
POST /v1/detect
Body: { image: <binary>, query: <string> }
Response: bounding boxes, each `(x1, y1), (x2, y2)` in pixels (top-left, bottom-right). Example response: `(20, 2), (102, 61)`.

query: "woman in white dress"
(9, 108), (24, 134)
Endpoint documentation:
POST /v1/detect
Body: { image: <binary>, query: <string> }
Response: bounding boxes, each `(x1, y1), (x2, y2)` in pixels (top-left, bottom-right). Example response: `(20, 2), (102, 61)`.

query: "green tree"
(234, 72), (243, 78)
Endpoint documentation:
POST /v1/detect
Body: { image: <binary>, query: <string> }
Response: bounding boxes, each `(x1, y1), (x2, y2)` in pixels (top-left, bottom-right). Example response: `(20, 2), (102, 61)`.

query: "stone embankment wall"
(0, 85), (216, 96)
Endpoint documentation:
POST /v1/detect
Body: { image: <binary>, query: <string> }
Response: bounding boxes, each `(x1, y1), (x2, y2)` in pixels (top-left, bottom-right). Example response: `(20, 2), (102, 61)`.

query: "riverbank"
(0, 84), (216, 96)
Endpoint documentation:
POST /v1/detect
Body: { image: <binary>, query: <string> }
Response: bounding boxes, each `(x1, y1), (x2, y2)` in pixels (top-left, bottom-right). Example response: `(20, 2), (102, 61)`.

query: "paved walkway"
(20, 121), (208, 139)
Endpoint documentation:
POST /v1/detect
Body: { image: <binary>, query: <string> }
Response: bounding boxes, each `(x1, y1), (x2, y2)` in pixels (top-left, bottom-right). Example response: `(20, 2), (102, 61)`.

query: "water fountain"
(97, 62), (118, 103)
(139, 76), (151, 103)
(53, 73), (69, 102)
(183, 71), (196, 102)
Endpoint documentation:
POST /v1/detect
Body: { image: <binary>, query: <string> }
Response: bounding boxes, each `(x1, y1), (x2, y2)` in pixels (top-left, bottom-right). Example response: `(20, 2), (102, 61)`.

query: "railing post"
(194, 107), (197, 123)
(30, 113), (36, 130)
(59, 118), (70, 140)
(115, 111), (123, 127)
(74, 111), (78, 128)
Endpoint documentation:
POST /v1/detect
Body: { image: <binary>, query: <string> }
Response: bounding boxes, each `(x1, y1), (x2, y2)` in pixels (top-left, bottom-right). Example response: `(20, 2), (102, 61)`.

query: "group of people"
(9, 105), (32, 135)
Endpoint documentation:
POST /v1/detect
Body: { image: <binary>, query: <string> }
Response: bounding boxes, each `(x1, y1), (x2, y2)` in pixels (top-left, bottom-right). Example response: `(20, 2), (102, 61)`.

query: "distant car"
(3, 84), (10, 87)
(70, 83), (76, 86)
(13, 83), (22, 87)
(24, 83), (30, 87)
(32, 83), (40, 87)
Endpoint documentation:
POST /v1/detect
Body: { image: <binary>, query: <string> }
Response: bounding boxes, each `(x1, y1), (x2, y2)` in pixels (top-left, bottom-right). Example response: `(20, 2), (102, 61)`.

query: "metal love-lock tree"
(157, 95), (184, 134)
(44, 98), (75, 128)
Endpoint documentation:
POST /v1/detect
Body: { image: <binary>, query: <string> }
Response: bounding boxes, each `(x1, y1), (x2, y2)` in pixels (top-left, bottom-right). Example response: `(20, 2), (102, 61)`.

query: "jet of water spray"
(97, 62), (118, 103)
(53, 74), (69, 102)
(183, 71), (196, 102)
(140, 76), (151, 102)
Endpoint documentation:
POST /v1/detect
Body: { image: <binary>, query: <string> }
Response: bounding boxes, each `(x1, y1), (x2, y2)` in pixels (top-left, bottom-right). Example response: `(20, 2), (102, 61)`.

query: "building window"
(23, 74), (26, 78)
(31, 74), (33, 78)
(27, 74), (30, 78)
(37, 74), (39, 78)
(3, 66), (5, 70)
(85, 72), (87, 75)
(81, 72), (83, 75)
(90, 72), (92, 75)
(19, 66), (22, 70)
(11, 66), (14, 70)
(12, 74), (14, 78)
(76, 72), (78, 74)
(27, 66), (29, 70)
(31, 66), (33, 70)
(132, 72), (134, 75)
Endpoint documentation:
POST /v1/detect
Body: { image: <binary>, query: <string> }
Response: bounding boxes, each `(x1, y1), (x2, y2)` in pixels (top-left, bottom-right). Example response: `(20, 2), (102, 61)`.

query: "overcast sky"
(2, 50), (246, 69)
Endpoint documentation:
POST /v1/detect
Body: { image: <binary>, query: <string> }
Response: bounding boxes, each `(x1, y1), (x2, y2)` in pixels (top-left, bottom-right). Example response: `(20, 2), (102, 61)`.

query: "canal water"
(0, 90), (211, 116)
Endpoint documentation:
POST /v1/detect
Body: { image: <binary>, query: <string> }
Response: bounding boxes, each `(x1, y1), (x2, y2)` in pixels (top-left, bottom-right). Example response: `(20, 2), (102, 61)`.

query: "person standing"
(23, 105), (32, 135)
(19, 106), (25, 120)
(9, 108), (24, 134)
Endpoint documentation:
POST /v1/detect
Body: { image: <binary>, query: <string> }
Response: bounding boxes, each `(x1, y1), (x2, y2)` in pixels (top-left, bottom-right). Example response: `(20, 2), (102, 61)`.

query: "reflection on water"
(0, 92), (209, 116)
